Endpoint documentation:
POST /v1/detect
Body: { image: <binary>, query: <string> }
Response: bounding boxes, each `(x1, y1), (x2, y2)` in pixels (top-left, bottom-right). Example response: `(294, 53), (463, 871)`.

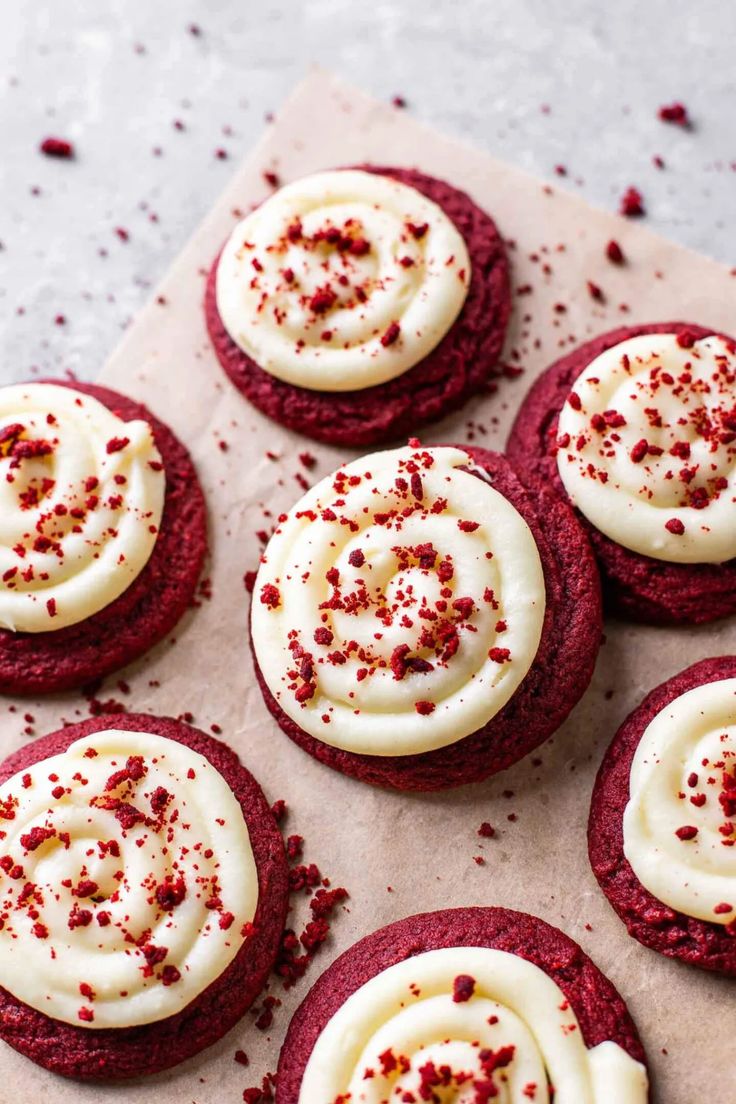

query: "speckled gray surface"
(0, 0), (734, 387)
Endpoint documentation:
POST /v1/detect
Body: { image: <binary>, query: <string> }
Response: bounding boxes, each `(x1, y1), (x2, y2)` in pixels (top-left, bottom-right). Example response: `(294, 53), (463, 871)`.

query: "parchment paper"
(4, 69), (736, 1103)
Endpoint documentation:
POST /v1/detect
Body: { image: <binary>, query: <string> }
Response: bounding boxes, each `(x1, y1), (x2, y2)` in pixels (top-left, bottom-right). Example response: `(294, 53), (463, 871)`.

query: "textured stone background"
(1, 0), (734, 387)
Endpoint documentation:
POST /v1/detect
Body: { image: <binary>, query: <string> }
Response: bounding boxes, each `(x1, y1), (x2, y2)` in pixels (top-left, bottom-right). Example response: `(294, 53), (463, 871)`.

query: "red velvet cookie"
(0, 713), (289, 1078)
(277, 907), (650, 1102)
(205, 165), (510, 447)
(589, 657), (736, 976)
(251, 445), (601, 791)
(0, 381), (207, 695)
(506, 322), (736, 624)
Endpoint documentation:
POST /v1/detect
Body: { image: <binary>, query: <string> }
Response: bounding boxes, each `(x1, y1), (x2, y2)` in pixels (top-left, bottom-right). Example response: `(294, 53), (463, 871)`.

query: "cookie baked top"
(215, 169), (471, 392)
(0, 727), (258, 1028)
(0, 381), (164, 632)
(554, 331), (736, 563)
(251, 444), (546, 757)
(297, 944), (648, 1102)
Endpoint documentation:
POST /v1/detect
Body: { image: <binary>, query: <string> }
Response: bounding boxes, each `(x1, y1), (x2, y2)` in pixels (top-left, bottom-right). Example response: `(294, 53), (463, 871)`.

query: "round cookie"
(0, 712), (289, 1079)
(251, 444), (601, 790)
(205, 165), (510, 447)
(589, 656), (736, 976)
(506, 322), (736, 624)
(277, 906), (650, 1102)
(0, 381), (207, 695)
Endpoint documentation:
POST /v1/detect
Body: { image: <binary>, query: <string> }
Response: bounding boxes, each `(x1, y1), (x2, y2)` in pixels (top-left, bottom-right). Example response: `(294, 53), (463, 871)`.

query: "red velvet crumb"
(619, 187), (645, 218)
(658, 102), (690, 128)
(40, 137), (75, 159)
(606, 239), (625, 264)
(452, 974), (476, 1002)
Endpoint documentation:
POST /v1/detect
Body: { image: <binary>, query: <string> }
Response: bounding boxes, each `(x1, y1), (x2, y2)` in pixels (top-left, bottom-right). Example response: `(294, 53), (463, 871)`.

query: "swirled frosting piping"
(0, 383), (165, 632)
(0, 729), (257, 1027)
(251, 445), (545, 756)
(624, 677), (736, 925)
(555, 333), (736, 563)
(215, 169), (471, 392)
(299, 946), (649, 1102)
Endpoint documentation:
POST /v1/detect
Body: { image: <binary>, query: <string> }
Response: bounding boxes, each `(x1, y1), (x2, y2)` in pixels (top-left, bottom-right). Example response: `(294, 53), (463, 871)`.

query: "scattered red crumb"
(244, 570), (257, 593)
(263, 170), (280, 188)
(234, 1049), (249, 1066)
(253, 993), (279, 1031)
(114, 227), (130, 242)
(40, 137), (74, 159)
(452, 974), (476, 1002)
(675, 328), (698, 349)
(242, 1073), (276, 1103)
(586, 280), (605, 302)
(286, 834), (304, 861)
(270, 798), (287, 822)
(215, 148), (229, 160)
(658, 102), (690, 128)
(606, 239), (625, 264)
(86, 694), (127, 717)
(619, 187), (645, 218)
(478, 822), (496, 838)
(274, 836), (349, 993)
(260, 583), (280, 609)
(391, 94), (407, 108)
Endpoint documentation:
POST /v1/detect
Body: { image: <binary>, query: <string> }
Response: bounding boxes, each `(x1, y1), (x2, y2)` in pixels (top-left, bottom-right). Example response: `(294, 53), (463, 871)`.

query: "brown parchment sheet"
(4, 68), (736, 1103)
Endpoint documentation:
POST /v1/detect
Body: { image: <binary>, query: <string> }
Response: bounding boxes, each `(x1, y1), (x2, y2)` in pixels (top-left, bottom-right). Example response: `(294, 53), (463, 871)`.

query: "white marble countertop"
(1, 0), (734, 387)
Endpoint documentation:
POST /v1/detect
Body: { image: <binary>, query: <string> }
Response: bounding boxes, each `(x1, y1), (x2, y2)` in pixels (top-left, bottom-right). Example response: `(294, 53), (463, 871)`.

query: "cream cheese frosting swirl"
(0, 383), (165, 632)
(0, 729), (257, 1028)
(251, 445), (545, 757)
(215, 169), (471, 392)
(555, 333), (736, 563)
(299, 947), (649, 1102)
(624, 678), (736, 925)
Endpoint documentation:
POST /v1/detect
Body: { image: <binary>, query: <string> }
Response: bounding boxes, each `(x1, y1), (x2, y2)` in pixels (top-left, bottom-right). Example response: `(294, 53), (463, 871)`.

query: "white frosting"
(251, 446), (545, 757)
(299, 946), (649, 1103)
(555, 334), (736, 563)
(216, 169), (471, 392)
(0, 729), (257, 1028)
(624, 677), (736, 924)
(0, 383), (165, 632)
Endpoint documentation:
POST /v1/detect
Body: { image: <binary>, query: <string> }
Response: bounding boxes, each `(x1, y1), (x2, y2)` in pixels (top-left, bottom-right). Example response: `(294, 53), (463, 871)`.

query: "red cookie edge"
(205, 165), (511, 447)
(276, 906), (650, 1102)
(0, 713), (289, 1079)
(588, 656), (736, 977)
(0, 381), (208, 695)
(251, 445), (602, 790)
(506, 322), (736, 625)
